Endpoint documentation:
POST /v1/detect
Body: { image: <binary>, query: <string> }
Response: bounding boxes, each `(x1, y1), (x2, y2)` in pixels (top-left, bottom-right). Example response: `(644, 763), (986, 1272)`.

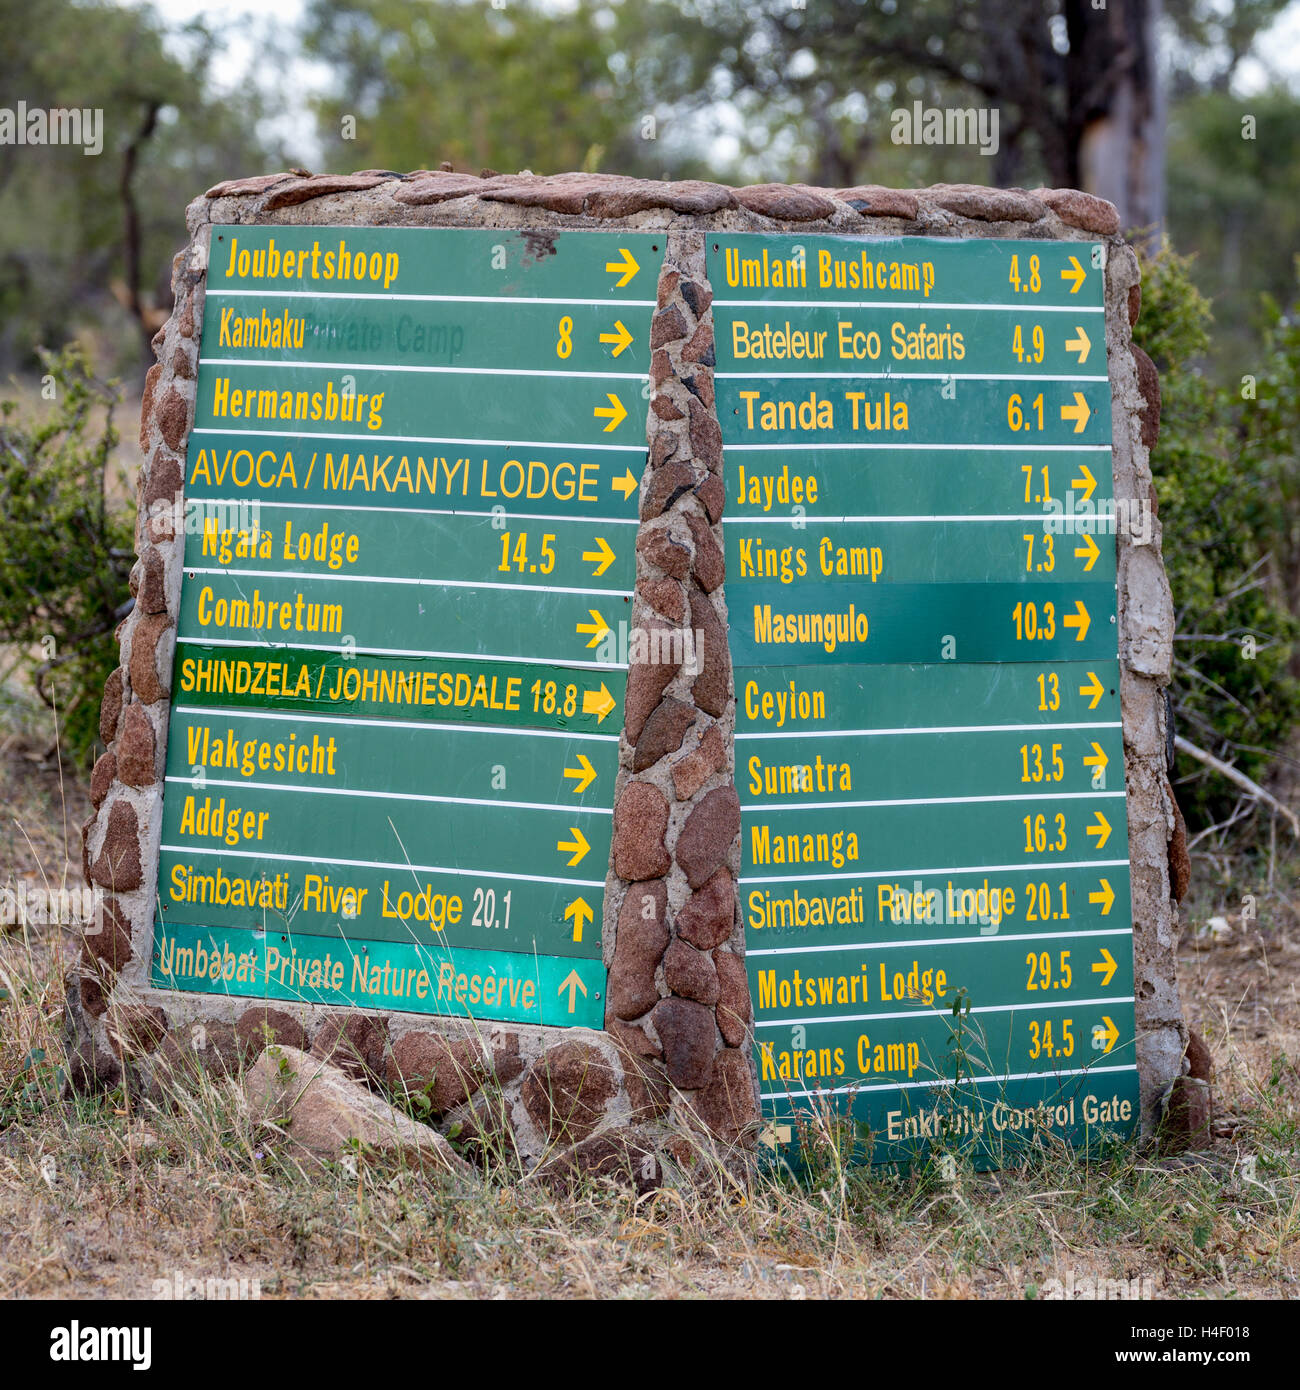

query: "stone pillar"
(68, 171), (1188, 1172)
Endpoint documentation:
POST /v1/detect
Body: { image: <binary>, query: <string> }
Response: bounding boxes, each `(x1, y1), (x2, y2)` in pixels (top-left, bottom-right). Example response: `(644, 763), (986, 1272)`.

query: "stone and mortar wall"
(69, 168), (1192, 1173)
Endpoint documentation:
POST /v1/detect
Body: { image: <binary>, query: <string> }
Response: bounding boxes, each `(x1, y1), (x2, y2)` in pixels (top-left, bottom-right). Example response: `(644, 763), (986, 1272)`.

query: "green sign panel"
(711, 233), (1139, 1167)
(151, 226), (664, 1027)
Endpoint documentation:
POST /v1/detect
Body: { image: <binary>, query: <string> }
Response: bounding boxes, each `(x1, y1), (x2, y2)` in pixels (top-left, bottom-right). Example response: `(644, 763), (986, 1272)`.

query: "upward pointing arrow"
(564, 897), (593, 944)
(604, 247), (640, 288)
(1061, 255), (1087, 293)
(557, 968), (589, 1014)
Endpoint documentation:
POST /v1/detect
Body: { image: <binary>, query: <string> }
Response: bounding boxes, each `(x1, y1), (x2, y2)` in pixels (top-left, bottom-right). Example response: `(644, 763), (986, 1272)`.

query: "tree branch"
(1174, 734), (1299, 838)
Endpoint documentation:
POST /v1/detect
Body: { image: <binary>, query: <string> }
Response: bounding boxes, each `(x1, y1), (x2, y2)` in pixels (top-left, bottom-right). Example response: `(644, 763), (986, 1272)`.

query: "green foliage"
(1243, 269), (1300, 636)
(1166, 88), (1300, 374)
(0, 348), (133, 769)
(0, 0), (279, 374)
(303, 0), (658, 180)
(0, 1047), (65, 1127)
(1134, 243), (1300, 825)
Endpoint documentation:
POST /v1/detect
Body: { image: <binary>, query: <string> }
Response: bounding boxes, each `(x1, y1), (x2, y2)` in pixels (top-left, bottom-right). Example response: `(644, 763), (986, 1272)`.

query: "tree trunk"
(1065, 0), (1165, 234)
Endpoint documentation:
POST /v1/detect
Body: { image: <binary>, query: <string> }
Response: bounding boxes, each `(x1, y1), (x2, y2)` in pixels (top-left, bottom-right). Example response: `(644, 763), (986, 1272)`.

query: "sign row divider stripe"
(750, 926), (1133, 957)
(766, 1062), (1138, 1103)
(200, 356), (651, 382)
(189, 637), (628, 670)
(159, 843), (609, 889)
(743, 857), (1131, 884)
(724, 516), (1117, 524)
(716, 371), (1109, 382)
(715, 300), (1105, 314)
(757, 993), (1134, 1029)
(727, 441), (1112, 452)
(742, 789), (1126, 810)
(187, 497), (642, 526)
(207, 290), (659, 307)
(173, 704), (622, 743)
(191, 427), (648, 453)
(738, 722), (1122, 740)
(162, 775), (614, 816)
(184, 566), (634, 599)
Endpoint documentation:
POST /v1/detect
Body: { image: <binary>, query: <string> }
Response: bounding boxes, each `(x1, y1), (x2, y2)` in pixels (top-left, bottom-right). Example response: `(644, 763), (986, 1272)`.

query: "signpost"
(709, 233), (1140, 1165)
(151, 226), (664, 1029)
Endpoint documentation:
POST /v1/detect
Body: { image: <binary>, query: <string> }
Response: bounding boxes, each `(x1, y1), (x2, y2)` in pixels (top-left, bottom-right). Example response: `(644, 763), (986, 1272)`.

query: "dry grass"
(1, 690), (1297, 1300)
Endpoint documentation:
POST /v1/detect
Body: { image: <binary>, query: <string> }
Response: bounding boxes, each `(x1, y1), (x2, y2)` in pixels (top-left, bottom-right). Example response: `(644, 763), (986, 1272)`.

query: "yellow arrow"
(1095, 1015), (1119, 1053)
(557, 967), (589, 1014)
(1060, 391), (1090, 433)
(1079, 671), (1105, 710)
(1089, 878), (1116, 915)
(1071, 462), (1097, 501)
(1086, 810), (1112, 851)
(1074, 531), (1100, 571)
(604, 247), (640, 288)
(1061, 255), (1087, 293)
(1063, 599), (1091, 642)
(1092, 946), (1118, 988)
(564, 896), (593, 944)
(759, 1122), (793, 1150)
(611, 467), (638, 501)
(594, 393), (627, 433)
(1065, 324), (1092, 363)
(576, 608), (611, 647)
(557, 827), (590, 867)
(563, 753), (597, 794)
(599, 319), (634, 357)
(582, 536), (615, 577)
(1084, 742), (1109, 774)
(582, 682), (616, 722)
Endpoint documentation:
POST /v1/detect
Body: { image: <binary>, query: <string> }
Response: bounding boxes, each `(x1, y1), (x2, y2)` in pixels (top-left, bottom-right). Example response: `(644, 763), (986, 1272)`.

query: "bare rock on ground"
(244, 1045), (470, 1177)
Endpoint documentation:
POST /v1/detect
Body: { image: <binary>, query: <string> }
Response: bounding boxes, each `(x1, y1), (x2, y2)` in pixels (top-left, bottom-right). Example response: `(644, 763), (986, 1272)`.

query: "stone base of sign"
(69, 170), (1192, 1167)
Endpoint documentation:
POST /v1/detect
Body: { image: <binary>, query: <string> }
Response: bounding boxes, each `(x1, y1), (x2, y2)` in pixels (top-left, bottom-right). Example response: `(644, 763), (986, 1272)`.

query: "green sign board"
(711, 233), (1139, 1166)
(152, 226), (665, 1027)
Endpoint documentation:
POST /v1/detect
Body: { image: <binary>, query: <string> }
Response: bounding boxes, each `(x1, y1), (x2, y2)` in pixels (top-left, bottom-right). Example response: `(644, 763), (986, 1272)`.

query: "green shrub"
(1135, 243), (1300, 827)
(0, 347), (133, 769)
